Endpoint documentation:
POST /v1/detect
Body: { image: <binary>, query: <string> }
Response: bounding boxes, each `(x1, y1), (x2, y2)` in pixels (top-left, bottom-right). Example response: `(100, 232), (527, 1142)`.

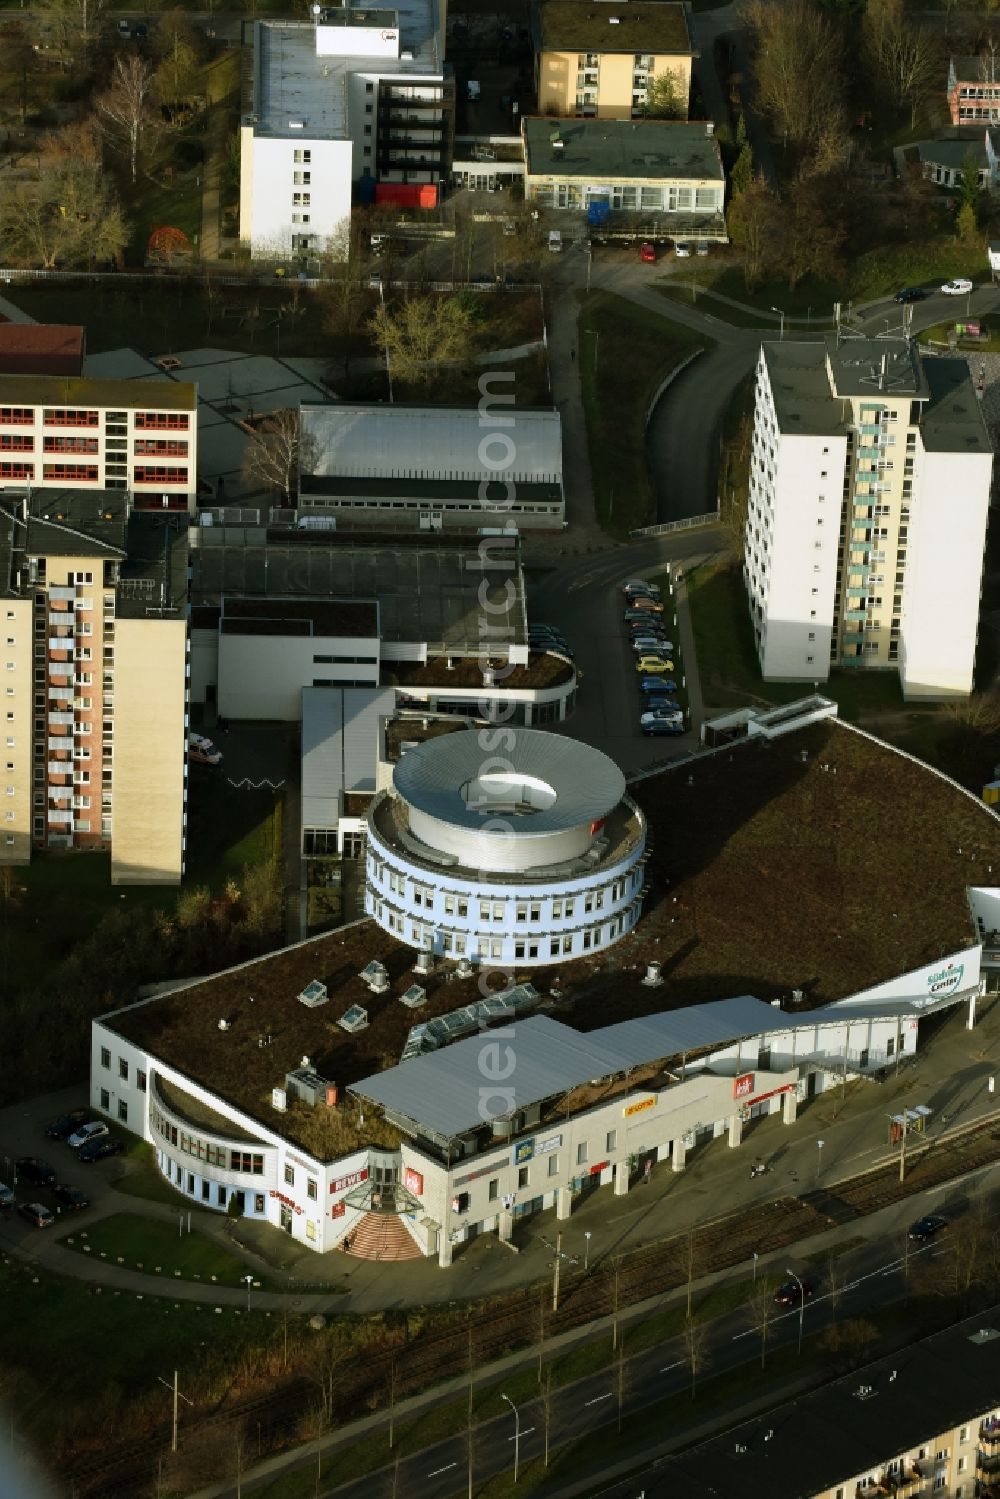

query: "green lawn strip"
(684, 559), (912, 721)
(578, 291), (707, 538)
(847, 240), (986, 304)
(656, 283), (835, 331)
(58, 1211), (267, 1288)
(111, 1141), (196, 1209)
(0, 1254), (277, 1459)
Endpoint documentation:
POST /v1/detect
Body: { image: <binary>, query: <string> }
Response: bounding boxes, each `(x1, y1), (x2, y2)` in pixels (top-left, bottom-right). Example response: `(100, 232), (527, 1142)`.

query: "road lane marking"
(659, 1360), (684, 1371)
(427, 1463), (457, 1477)
(585, 1393), (612, 1406)
(510, 1428), (536, 1440)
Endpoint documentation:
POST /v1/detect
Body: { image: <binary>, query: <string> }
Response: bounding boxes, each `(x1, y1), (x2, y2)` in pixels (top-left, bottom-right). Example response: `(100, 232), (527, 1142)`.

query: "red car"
(640, 242), (657, 263)
(774, 1279), (814, 1308)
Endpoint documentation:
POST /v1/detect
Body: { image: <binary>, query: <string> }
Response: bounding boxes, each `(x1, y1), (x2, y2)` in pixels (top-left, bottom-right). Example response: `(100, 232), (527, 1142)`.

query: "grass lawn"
(58, 1211), (265, 1287)
(185, 777), (282, 889)
(684, 558), (912, 720)
(578, 290), (707, 537)
(919, 320), (1000, 352)
(657, 280), (836, 330)
(111, 1140), (195, 1209)
(847, 240), (987, 304)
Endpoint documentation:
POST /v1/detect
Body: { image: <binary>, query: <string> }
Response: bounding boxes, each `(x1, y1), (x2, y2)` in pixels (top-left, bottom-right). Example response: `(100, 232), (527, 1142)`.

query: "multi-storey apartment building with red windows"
(0, 375), (198, 513)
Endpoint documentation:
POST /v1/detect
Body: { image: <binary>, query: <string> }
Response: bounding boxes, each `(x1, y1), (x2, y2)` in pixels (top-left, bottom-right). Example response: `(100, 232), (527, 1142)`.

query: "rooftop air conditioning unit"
(400, 984), (427, 1008)
(455, 956), (474, 979)
(271, 1086), (287, 1112)
(642, 961), (663, 987)
(360, 959), (389, 993)
(217, 1017), (230, 1031)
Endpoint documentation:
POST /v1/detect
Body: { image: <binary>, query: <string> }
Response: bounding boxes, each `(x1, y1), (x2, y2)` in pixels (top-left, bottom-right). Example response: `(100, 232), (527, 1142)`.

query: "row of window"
(371, 865), (638, 921)
(149, 1099), (265, 1174)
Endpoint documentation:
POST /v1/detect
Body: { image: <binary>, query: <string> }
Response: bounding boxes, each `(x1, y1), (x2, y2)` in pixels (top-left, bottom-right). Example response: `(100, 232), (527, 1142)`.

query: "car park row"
(621, 579), (686, 737)
(1, 1110), (127, 1227)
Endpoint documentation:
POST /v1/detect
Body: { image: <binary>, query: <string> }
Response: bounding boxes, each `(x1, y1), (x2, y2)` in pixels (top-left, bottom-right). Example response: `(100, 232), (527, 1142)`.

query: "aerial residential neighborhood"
(5, 1), (1000, 1497)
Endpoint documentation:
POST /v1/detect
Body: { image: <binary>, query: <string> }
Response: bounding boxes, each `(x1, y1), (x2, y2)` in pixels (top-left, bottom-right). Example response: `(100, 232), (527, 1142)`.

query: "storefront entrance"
(279, 1203), (293, 1234)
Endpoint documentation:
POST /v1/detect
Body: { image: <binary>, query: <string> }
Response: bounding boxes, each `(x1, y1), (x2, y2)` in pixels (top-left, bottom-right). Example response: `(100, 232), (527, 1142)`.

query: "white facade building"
(364, 727), (647, 965)
(744, 337), (993, 698)
(90, 941), (984, 1259)
(239, 10), (452, 258)
(0, 375), (198, 514)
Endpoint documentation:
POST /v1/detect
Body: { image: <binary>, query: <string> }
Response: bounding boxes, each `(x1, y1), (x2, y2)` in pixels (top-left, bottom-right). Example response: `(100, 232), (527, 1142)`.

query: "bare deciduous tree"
(369, 292), (477, 391)
(96, 54), (158, 184)
(0, 159), (127, 269)
(682, 1315), (709, 1400)
(743, 0), (847, 149)
(35, 0), (106, 63)
(864, 0), (940, 126)
(746, 1280), (775, 1369)
(241, 408), (318, 501)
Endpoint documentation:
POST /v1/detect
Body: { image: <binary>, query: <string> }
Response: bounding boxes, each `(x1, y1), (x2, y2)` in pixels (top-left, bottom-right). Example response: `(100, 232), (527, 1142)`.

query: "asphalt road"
(272, 1183), (1000, 1499)
(525, 531), (723, 771)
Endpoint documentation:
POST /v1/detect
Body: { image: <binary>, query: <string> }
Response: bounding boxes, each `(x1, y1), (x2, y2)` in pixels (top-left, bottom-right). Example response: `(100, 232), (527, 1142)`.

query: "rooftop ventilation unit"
(271, 1086), (287, 1112)
(400, 984), (427, 1008)
(413, 949), (433, 976)
(454, 956), (474, 979)
(298, 980), (329, 1008)
(642, 960), (663, 987)
(339, 1004), (370, 1033)
(286, 1065), (329, 1106)
(217, 1017), (231, 1031)
(360, 959), (390, 994)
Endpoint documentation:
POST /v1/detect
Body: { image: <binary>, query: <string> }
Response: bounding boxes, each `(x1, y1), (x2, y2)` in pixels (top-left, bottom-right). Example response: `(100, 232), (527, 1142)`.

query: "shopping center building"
(89, 706), (1000, 1261)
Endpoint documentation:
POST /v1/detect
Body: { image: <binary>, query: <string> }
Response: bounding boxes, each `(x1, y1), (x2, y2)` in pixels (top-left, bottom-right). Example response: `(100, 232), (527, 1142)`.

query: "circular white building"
(365, 728), (647, 966)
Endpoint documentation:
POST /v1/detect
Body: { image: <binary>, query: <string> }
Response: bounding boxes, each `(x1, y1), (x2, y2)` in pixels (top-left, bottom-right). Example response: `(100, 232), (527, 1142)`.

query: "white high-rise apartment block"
(744, 337), (993, 699)
(239, 5), (452, 259)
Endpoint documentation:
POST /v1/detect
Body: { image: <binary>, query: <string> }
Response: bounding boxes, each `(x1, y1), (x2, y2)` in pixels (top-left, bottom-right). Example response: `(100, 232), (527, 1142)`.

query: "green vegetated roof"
(537, 0), (693, 54)
(101, 718), (996, 1155)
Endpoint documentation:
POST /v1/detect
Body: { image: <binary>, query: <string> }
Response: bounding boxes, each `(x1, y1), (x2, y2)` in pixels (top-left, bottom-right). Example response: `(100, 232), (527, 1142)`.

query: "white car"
(674, 242), (692, 258)
(67, 1121), (109, 1150)
(641, 708), (683, 727)
(941, 278), (973, 295)
(548, 230), (563, 253)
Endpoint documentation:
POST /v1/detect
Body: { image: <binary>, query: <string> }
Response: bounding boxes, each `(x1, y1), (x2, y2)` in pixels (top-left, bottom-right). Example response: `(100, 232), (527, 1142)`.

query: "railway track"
(61, 1117), (1000, 1496)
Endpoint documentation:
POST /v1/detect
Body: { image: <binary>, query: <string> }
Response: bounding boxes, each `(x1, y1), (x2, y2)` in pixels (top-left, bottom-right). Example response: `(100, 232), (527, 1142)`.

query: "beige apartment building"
(0, 490), (188, 884)
(533, 0), (695, 118)
(0, 375), (198, 514)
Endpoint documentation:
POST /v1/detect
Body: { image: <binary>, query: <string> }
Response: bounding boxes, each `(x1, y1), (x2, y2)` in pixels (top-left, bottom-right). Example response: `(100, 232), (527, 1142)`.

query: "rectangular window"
(118, 1057), (128, 1081)
(576, 1142), (588, 1165)
(100, 1046), (110, 1069)
(307, 1178), (318, 1201)
(117, 1100), (128, 1122)
(0, 434), (33, 451)
(0, 462), (33, 480)
(134, 413), (190, 431)
(42, 409), (99, 427)
(284, 1163), (294, 1186)
(133, 466), (188, 484)
(488, 1178), (498, 1201)
(42, 464), (99, 482)
(606, 1130), (617, 1152)
(548, 1154), (559, 1177)
(100, 1087), (110, 1110)
(133, 439), (189, 457)
(518, 1166), (529, 1188)
(136, 1068), (147, 1092)
(0, 408), (33, 425)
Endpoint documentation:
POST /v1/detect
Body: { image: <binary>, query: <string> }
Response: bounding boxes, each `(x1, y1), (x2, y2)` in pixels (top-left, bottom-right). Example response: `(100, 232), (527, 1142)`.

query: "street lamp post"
(816, 1138), (825, 1184)
(785, 1267), (806, 1357)
(243, 1274), (253, 1312)
(584, 1230), (592, 1271)
(501, 1392), (520, 1484)
(752, 1250), (759, 1284)
(770, 306), (785, 340)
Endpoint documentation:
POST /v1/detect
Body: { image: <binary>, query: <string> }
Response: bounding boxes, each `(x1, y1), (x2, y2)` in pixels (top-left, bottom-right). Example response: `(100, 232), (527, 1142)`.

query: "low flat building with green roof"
(521, 117), (726, 240)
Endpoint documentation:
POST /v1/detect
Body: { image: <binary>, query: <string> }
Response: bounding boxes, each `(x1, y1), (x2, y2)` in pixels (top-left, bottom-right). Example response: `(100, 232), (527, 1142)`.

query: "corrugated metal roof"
(302, 405), (563, 485)
(393, 727), (624, 834)
(301, 686), (395, 832)
(350, 998), (789, 1139)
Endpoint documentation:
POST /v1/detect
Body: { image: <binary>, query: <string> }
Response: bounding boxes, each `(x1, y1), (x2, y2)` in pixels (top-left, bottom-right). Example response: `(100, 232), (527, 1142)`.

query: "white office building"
(364, 727), (647, 965)
(744, 337), (993, 698)
(239, 6), (452, 258)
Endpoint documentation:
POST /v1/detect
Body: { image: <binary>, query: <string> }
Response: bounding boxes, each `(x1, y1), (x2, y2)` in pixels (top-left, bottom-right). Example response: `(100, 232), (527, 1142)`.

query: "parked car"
(52, 1183), (90, 1211)
(68, 1120), (109, 1150)
(116, 18), (130, 36)
(625, 595), (664, 613)
(639, 242), (657, 263)
(695, 244), (709, 257)
(645, 694), (679, 712)
(627, 628), (670, 646)
(638, 676), (676, 695)
(18, 1202), (56, 1229)
(188, 734), (222, 767)
(635, 654), (675, 674)
(134, 20), (148, 38)
(15, 1156), (55, 1187)
(907, 1214), (948, 1242)
(78, 1137), (125, 1164)
(642, 718), (685, 737)
(941, 278), (973, 295)
(773, 1279), (814, 1307)
(44, 1109), (90, 1140)
(622, 579), (660, 597)
(674, 241), (692, 258)
(641, 708), (683, 728)
(548, 230), (563, 254)
(632, 636), (671, 654)
(893, 286), (928, 304)
(0, 1182), (14, 1208)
